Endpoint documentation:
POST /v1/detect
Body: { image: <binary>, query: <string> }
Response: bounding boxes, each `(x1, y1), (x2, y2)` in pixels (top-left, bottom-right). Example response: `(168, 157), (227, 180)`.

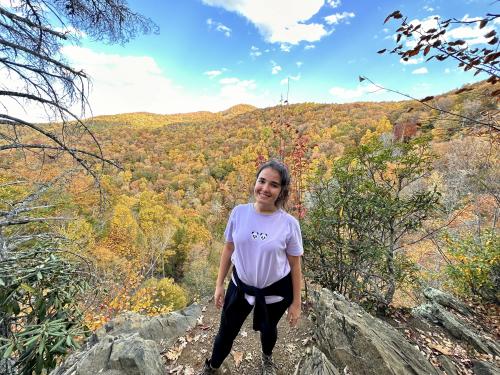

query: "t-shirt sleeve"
(286, 217), (303, 256)
(223, 206), (237, 242)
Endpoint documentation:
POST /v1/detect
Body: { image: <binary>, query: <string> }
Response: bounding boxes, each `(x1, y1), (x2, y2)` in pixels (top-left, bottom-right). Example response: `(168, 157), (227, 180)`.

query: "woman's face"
(254, 167), (282, 207)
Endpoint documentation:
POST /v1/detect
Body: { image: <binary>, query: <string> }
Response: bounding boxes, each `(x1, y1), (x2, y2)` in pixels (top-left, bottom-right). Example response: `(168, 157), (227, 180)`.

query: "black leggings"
(209, 280), (290, 368)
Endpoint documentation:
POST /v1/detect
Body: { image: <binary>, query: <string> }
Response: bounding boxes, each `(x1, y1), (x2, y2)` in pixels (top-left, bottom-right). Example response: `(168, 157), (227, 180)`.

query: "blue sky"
(3, 0), (499, 117)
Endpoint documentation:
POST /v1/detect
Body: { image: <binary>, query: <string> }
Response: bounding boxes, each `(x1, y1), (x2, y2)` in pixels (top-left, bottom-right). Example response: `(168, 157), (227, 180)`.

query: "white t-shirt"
(224, 203), (303, 305)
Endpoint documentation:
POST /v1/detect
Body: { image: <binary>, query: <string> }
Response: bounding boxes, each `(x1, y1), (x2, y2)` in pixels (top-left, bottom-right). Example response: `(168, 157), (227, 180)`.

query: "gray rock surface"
(294, 346), (341, 375)
(472, 360), (500, 375)
(422, 287), (473, 316)
(108, 335), (163, 375)
(412, 302), (500, 357)
(435, 355), (459, 375)
(50, 303), (201, 375)
(0, 358), (16, 375)
(298, 288), (440, 375)
(96, 302), (201, 347)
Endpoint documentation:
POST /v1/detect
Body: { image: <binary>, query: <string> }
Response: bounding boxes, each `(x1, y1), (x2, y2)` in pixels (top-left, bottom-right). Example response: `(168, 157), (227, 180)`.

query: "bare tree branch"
(359, 76), (500, 132)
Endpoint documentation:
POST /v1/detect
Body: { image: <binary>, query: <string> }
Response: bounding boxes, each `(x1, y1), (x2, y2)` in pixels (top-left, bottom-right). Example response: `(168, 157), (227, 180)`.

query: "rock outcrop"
(50, 303), (201, 375)
(50, 288), (498, 375)
(412, 287), (500, 358)
(296, 288), (441, 375)
(294, 346), (341, 375)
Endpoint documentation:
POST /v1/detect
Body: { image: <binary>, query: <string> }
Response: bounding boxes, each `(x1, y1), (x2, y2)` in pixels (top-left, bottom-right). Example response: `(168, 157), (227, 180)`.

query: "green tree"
(304, 137), (441, 311)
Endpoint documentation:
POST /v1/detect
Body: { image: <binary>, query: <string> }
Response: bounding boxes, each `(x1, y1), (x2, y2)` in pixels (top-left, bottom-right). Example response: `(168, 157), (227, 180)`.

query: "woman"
(199, 159), (303, 375)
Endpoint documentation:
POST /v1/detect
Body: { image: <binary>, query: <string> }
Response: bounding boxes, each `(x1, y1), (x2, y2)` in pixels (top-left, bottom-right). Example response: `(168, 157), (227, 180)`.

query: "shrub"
(131, 278), (187, 314)
(444, 230), (499, 302)
(0, 247), (89, 375)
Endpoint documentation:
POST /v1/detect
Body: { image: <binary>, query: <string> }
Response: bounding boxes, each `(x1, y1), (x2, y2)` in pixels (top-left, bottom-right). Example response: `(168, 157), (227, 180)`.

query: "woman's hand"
(287, 302), (301, 327)
(214, 285), (225, 309)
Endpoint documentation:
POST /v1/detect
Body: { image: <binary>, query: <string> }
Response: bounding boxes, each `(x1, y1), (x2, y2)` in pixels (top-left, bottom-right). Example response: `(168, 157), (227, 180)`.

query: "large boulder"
(298, 288), (440, 375)
(50, 303), (202, 375)
(55, 334), (163, 375)
(96, 302), (201, 347)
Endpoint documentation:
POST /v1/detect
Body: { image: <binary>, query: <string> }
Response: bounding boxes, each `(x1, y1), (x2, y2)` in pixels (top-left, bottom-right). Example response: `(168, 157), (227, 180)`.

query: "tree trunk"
(384, 230), (396, 309)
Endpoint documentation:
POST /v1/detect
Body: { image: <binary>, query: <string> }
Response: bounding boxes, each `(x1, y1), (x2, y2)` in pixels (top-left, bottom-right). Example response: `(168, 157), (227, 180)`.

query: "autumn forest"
(1, 1), (499, 374)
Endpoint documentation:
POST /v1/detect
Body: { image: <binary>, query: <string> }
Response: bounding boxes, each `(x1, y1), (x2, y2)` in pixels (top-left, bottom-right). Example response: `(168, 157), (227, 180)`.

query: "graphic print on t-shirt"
(251, 231), (268, 240)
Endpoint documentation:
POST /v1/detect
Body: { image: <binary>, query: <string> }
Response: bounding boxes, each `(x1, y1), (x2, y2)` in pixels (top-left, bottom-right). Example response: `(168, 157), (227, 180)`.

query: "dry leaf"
(165, 346), (183, 362)
(428, 343), (453, 355)
(183, 366), (194, 375)
(232, 351), (244, 367)
(240, 330), (248, 337)
(245, 352), (253, 361)
(169, 364), (183, 373)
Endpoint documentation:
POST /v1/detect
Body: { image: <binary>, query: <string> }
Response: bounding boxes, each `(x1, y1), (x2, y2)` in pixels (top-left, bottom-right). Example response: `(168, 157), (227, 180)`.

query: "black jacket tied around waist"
(228, 267), (293, 332)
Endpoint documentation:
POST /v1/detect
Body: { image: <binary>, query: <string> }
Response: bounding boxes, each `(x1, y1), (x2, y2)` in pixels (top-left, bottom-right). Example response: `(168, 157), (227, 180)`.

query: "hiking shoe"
(198, 359), (220, 375)
(261, 353), (278, 375)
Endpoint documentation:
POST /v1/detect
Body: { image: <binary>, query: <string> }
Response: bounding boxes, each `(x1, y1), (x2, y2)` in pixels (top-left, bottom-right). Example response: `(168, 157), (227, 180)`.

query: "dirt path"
(163, 299), (314, 374)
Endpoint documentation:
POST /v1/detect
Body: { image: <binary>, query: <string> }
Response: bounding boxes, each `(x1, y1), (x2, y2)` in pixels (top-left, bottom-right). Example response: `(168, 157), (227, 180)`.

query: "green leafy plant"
(444, 229), (499, 302)
(0, 246), (90, 374)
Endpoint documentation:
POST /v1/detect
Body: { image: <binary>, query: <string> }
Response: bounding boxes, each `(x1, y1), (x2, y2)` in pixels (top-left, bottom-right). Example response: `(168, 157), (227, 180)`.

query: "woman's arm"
(214, 241), (235, 309)
(287, 254), (302, 327)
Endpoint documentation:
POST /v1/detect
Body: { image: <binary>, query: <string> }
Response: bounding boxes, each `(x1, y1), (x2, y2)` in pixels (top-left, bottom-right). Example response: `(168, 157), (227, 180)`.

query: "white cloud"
(408, 15), (440, 35)
(250, 46), (262, 58)
(280, 43), (292, 52)
(327, 0), (341, 7)
(219, 77), (241, 85)
(401, 14), (497, 50)
(202, 0), (329, 44)
(60, 46), (201, 115)
(304, 44), (316, 50)
(329, 83), (383, 101)
(296, 61), (303, 67)
(204, 70), (223, 79)
(216, 24), (231, 37)
(3, 46), (274, 120)
(412, 67), (429, 74)
(207, 18), (232, 37)
(400, 57), (424, 65)
(199, 77), (274, 111)
(400, 15), (440, 48)
(0, 0), (22, 8)
(324, 12), (355, 25)
(446, 15), (496, 45)
(423, 5), (435, 12)
(272, 65), (282, 75)
(280, 74), (301, 85)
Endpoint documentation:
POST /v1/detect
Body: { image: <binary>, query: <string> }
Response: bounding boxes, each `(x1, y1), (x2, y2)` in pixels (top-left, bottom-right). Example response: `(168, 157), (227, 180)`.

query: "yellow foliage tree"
(131, 277), (187, 314)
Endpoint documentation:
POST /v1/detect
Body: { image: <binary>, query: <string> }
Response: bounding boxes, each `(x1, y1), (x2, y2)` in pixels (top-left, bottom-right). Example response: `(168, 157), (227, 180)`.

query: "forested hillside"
(1, 79), (498, 373)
